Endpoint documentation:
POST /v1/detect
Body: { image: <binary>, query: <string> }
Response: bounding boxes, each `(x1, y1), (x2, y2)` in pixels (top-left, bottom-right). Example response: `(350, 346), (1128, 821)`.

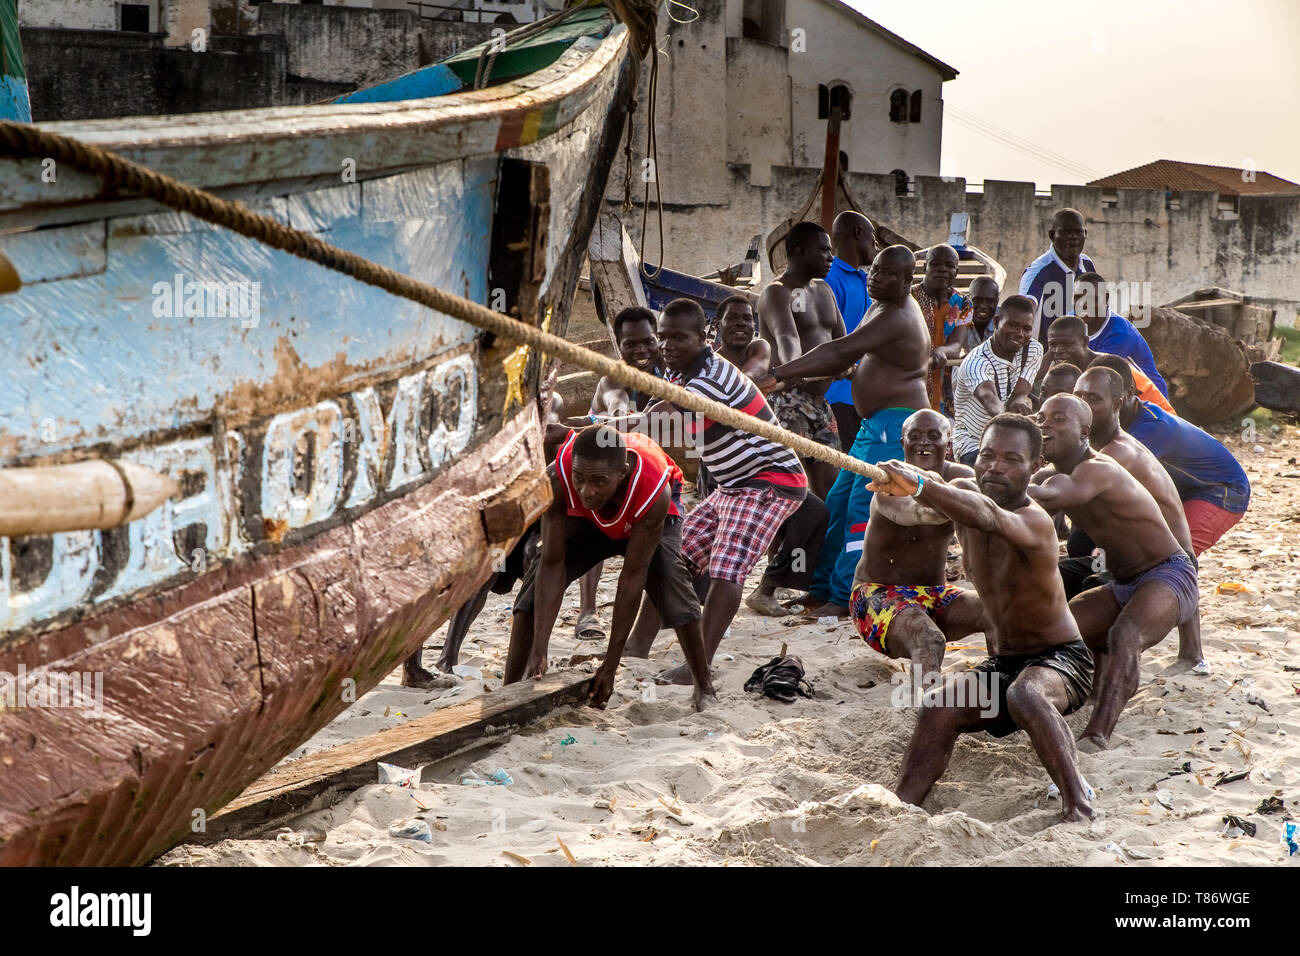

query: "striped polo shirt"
(953, 337), (1044, 457)
(664, 347), (807, 501)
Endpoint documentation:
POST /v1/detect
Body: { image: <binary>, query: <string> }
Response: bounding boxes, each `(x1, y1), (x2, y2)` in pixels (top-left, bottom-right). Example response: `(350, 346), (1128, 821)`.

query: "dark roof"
(1088, 159), (1300, 197)
(825, 1), (958, 81)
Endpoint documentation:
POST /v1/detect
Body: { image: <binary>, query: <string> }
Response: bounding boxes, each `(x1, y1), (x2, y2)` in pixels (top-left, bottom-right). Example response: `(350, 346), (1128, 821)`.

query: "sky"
(845, 0), (1300, 190)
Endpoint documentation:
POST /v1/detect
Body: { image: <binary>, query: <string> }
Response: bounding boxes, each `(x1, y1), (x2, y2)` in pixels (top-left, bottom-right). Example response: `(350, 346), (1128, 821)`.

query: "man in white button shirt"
(952, 296), (1043, 466)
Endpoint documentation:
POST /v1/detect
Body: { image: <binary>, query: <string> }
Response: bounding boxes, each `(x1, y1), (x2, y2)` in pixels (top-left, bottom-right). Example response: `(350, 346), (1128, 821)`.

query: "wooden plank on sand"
(190, 673), (593, 844)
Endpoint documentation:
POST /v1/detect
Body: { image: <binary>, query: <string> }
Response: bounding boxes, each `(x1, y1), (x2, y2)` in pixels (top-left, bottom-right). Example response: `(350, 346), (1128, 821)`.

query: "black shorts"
(973, 639), (1094, 738)
(489, 522), (541, 594)
(512, 515), (701, 627)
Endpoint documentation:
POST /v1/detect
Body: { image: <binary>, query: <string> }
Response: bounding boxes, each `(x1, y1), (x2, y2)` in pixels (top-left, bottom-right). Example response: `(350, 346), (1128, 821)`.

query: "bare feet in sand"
(401, 655), (456, 689)
(655, 663), (696, 686)
(1059, 804), (1094, 823)
(745, 589), (788, 616)
(804, 602), (849, 619)
(693, 684), (718, 712)
(1075, 733), (1108, 754)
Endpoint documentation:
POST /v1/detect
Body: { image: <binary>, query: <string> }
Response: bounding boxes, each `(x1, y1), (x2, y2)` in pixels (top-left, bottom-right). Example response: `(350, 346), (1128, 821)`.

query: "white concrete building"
(605, 0), (956, 270)
(628, 0), (955, 197)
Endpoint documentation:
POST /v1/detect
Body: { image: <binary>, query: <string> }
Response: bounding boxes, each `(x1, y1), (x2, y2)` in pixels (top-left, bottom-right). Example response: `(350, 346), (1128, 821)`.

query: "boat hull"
(0, 16), (638, 865)
(0, 408), (546, 866)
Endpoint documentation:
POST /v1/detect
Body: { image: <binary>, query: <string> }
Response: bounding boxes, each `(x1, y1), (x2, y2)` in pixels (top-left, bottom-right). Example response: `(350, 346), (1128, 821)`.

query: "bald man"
(826, 211), (877, 447)
(756, 245), (931, 617)
(849, 409), (983, 688)
(1029, 394), (1198, 750)
(1020, 208), (1096, 343)
(1073, 366), (1203, 666)
(1045, 316), (1175, 415)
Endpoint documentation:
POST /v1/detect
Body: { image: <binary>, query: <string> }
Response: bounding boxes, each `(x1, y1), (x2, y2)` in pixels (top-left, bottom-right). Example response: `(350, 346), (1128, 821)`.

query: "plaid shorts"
(681, 485), (802, 584)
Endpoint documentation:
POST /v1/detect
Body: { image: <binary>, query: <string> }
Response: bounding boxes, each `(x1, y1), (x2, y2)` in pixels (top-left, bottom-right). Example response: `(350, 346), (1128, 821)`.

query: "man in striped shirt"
(953, 296), (1043, 465)
(640, 298), (808, 685)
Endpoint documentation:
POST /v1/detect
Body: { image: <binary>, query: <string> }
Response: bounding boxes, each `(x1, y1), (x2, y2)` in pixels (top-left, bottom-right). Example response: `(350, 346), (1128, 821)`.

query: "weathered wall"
(21, 6), (494, 120)
(785, 0), (944, 177)
(725, 36), (791, 187)
(608, 0), (949, 223)
(18, 0), (122, 30)
(255, 5), (495, 87)
(609, 1), (729, 208)
(163, 0), (210, 47)
(613, 168), (1300, 325)
(22, 28), (287, 120)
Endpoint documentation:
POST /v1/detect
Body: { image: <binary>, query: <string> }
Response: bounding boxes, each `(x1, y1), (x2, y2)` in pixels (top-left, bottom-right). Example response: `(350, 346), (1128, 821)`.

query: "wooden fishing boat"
(0, 2), (651, 866)
(0, 0), (27, 123)
(587, 213), (754, 353)
(765, 166), (916, 275)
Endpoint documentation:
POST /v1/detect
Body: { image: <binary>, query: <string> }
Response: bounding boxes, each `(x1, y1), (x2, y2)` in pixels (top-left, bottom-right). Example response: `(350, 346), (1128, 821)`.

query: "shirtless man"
(504, 425), (716, 711)
(713, 294), (771, 379)
(755, 245), (931, 617)
(870, 414), (1094, 822)
(848, 409), (983, 691)
(758, 220), (845, 498)
(1072, 367), (1202, 665)
(1028, 395), (1199, 749)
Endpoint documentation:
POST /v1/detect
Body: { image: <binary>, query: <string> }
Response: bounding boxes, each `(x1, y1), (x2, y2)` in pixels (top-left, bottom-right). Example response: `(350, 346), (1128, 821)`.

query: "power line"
(947, 113), (1100, 181)
(946, 106), (1102, 181)
(947, 106), (1102, 177)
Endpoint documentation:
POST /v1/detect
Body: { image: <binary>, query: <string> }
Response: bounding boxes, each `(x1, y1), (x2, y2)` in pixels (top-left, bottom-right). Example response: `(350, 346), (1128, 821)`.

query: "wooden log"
(0, 459), (178, 537)
(1251, 361), (1300, 414)
(1132, 305), (1256, 425)
(189, 672), (594, 844)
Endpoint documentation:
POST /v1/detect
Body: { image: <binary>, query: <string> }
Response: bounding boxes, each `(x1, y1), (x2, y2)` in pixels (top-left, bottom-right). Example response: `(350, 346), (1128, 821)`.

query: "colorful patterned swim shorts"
(849, 581), (965, 655)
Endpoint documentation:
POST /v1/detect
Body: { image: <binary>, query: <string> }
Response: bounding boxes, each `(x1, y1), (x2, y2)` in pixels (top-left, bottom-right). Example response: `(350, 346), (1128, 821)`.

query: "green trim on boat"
(1, 0), (25, 81)
(442, 4), (614, 88)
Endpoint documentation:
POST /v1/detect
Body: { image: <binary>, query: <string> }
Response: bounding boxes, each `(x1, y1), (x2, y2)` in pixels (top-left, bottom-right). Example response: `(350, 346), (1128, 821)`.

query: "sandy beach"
(157, 424), (1299, 868)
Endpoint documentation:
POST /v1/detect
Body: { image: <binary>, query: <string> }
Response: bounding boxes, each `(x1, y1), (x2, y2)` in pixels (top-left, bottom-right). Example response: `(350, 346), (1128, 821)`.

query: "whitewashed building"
(607, 0), (956, 270)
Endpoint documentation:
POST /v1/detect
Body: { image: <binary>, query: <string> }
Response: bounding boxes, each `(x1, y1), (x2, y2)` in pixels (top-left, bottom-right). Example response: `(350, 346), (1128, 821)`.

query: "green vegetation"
(1275, 325), (1300, 366)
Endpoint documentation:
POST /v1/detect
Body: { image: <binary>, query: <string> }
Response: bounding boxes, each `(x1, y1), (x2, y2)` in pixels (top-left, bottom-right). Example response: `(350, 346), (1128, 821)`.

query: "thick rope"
(0, 121), (887, 484)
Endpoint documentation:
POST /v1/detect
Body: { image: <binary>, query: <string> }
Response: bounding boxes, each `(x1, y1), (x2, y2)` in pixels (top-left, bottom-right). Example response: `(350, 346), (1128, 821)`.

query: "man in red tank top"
(504, 425), (716, 711)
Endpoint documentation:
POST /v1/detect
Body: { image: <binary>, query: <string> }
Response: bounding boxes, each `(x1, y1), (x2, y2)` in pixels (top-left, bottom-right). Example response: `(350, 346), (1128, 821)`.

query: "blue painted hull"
(0, 14), (640, 866)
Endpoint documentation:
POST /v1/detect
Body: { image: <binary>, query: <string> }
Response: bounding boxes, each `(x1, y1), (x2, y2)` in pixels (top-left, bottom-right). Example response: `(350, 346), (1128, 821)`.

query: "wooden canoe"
(0, 4), (644, 866)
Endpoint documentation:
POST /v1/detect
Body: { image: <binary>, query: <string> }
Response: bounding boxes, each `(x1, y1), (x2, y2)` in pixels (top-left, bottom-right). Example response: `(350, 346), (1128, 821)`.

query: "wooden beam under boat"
(189, 673), (594, 846)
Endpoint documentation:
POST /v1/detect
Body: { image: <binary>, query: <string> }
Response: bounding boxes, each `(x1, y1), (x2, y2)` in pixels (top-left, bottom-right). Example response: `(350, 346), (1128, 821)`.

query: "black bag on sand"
(744, 655), (814, 703)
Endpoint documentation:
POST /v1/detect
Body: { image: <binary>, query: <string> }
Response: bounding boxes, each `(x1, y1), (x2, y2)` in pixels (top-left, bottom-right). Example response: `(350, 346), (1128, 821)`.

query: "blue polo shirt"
(1127, 401), (1250, 513)
(1019, 247), (1095, 343)
(1087, 311), (1168, 397)
(824, 256), (870, 406)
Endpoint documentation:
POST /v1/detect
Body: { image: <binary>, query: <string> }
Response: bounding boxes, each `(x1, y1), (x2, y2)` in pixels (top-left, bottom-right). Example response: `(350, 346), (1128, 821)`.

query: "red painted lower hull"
(0, 408), (548, 866)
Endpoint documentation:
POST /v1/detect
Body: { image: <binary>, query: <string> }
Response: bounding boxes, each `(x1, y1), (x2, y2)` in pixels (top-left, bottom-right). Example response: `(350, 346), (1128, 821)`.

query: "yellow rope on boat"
(0, 121), (888, 484)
